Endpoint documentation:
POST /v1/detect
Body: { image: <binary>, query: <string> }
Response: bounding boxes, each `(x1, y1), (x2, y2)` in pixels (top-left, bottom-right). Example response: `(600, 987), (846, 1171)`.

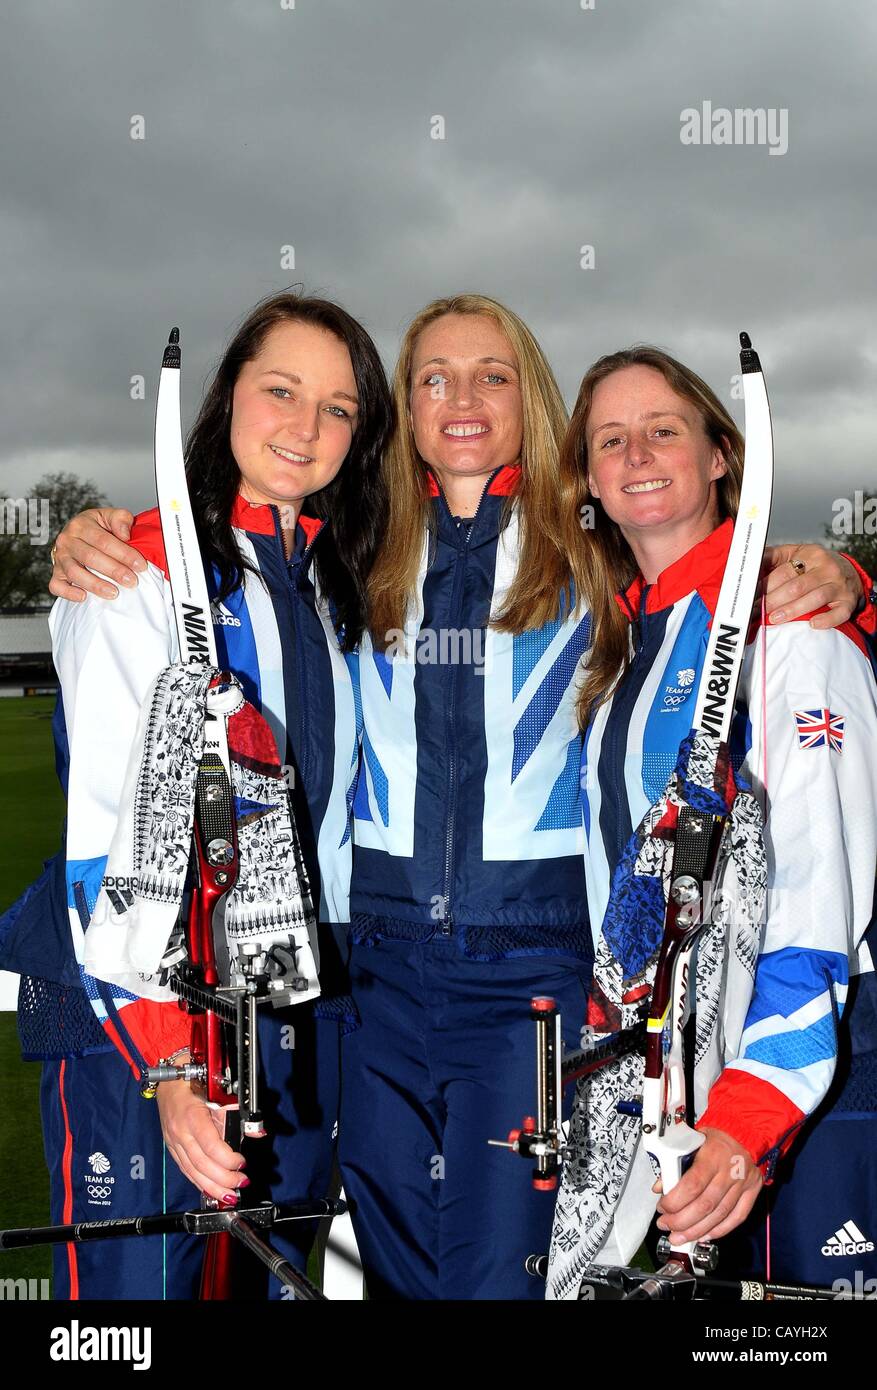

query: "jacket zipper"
(271, 506), (321, 790)
(601, 587), (649, 827)
(440, 542), (467, 935)
(437, 472), (498, 937)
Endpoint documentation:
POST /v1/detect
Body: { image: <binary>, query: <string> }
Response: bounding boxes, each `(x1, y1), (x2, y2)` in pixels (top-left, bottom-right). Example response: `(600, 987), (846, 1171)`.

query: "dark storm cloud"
(0, 0), (874, 536)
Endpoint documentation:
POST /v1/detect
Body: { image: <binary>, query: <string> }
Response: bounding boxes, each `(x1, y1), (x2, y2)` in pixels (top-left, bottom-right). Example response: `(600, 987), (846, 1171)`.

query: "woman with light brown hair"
(546, 346), (877, 1298)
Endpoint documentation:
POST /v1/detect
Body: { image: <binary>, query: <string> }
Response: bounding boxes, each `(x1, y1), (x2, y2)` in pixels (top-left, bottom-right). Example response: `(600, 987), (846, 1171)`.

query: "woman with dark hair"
(9, 291), (392, 1299)
(547, 347), (877, 1297)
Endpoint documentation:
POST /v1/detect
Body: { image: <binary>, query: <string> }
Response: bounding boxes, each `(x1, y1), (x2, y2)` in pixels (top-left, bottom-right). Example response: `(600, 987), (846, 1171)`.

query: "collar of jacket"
(231, 492), (326, 550)
(616, 516), (733, 622)
(425, 463), (521, 547)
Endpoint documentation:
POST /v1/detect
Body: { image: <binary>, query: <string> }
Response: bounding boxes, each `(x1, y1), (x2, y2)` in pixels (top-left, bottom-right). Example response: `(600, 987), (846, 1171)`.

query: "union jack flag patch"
(794, 708), (845, 753)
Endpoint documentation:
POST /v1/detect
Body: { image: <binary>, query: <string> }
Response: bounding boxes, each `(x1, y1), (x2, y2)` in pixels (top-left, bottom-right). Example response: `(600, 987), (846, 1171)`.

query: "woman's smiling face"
(586, 364), (727, 546)
(230, 319), (359, 508)
(408, 313), (524, 492)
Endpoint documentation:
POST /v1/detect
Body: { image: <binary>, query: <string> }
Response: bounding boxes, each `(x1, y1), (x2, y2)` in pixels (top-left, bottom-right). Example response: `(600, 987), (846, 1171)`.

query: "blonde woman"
(338, 298), (593, 1299)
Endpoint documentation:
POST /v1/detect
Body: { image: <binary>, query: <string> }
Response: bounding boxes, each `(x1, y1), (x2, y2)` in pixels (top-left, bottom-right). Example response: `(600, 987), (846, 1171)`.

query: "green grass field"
(0, 696), (65, 905)
(0, 696), (63, 1292)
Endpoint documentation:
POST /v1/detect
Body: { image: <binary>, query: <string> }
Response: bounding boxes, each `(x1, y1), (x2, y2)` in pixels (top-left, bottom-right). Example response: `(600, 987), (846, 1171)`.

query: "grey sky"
(2, 0), (874, 541)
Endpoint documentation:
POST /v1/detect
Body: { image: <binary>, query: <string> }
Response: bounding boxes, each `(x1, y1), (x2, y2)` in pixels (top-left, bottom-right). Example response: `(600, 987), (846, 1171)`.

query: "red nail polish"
(238, 1176), (251, 1188)
(221, 1192), (239, 1207)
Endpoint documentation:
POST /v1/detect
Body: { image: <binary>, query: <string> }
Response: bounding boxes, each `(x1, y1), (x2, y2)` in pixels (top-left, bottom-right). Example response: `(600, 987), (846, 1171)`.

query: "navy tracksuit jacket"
(339, 466), (597, 1299)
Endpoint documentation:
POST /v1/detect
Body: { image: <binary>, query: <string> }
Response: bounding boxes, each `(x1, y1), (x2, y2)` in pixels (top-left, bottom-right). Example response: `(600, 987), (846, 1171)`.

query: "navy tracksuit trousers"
(721, 1109), (877, 1290)
(40, 1004), (340, 1300)
(338, 938), (593, 1300)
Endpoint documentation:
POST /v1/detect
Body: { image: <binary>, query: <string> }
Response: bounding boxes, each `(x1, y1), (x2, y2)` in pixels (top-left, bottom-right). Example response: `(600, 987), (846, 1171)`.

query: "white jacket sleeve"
(50, 568), (190, 1065)
(701, 620), (877, 1163)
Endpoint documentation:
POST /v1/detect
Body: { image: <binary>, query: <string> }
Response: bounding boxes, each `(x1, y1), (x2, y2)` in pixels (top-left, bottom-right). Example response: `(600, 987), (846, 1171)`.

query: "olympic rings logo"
(87, 1185), (111, 1199)
(663, 694), (688, 707)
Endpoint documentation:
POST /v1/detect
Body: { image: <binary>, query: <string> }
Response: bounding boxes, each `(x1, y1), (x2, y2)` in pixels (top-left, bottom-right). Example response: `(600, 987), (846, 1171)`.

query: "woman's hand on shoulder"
(49, 507), (146, 602)
(762, 543), (861, 630)
(651, 1126), (762, 1244)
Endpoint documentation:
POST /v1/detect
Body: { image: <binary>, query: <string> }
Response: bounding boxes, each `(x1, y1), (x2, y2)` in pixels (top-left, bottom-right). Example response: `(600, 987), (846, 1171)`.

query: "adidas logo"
(103, 882), (136, 916)
(821, 1219), (875, 1256)
(211, 601), (241, 628)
